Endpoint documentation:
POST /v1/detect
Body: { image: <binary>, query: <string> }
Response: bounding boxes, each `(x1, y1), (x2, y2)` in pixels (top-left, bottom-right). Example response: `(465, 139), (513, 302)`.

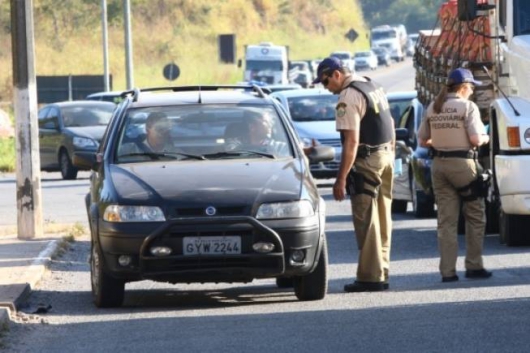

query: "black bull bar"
(138, 216), (286, 278)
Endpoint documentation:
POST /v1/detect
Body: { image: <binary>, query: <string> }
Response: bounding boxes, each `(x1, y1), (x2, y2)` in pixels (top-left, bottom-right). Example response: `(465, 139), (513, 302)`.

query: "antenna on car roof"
(197, 86), (202, 104)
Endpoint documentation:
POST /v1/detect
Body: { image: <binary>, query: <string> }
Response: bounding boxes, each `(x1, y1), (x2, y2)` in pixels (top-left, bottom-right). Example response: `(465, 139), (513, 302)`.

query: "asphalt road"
(3, 184), (530, 353)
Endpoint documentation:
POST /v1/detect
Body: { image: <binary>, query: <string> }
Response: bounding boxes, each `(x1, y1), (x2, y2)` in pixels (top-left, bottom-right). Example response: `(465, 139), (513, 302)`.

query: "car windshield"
(62, 104), (114, 127)
(115, 104), (293, 163)
(287, 95), (338, 122)
(372, 30), (397, 40)
(246, 60), (283, 71)
(355, 52), (370, 58)
(388, 98), (414, 126)
(331, 53), (350, 60)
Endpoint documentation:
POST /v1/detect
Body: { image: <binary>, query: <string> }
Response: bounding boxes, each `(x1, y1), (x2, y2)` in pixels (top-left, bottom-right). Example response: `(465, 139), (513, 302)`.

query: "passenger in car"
(224, 112), (290, 157)
(119, 112), (174, 155)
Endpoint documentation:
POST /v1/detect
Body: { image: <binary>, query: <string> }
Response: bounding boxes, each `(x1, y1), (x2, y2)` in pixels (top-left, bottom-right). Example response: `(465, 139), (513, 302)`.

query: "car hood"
(109, 159), (304, 208)
(66, 126), (107, 142)
(294, 121), (339, 140)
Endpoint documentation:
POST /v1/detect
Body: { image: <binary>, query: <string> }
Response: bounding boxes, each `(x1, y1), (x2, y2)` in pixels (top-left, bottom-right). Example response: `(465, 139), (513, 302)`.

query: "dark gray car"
(38, 100), (116, 179)
(73, 85), (334, 307)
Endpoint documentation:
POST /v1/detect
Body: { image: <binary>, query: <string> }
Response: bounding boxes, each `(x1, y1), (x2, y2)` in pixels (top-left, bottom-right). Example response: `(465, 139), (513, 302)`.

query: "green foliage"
(360, 0), (445, 33)
(0, 0), (369, 98)
(0, 137), (15, 173)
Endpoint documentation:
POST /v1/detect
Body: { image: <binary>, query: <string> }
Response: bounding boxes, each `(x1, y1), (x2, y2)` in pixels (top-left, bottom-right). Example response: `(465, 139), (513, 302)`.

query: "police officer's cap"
(313, 57), (343, 84)
(447, 68), (482, 86)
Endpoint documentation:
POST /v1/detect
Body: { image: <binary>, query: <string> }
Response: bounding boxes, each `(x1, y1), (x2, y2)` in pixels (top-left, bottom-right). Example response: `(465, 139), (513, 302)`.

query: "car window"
(388, 98), (414, 126)
(115, 104), (294, 163)
(61, 104), (115, 127)
(39, 107), (58, 130)
(287, 95), (338, 122)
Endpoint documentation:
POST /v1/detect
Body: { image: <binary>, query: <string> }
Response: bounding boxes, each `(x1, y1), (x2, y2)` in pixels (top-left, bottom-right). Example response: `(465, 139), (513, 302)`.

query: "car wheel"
(276, 277), (294, 288)
(60, 150), (78, 180)
(294, 235), (328, 301)
(391, 200), (408, 213)
(412, 179), (435, 218)
(91, 241), (125, 308)
(500, 210), (530, 246)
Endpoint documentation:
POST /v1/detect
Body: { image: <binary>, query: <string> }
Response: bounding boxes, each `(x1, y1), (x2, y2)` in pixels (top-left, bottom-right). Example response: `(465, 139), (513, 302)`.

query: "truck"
(242, 42), (289, 85)
(370, 25), (405, 62)
(414, 0), (530, 246)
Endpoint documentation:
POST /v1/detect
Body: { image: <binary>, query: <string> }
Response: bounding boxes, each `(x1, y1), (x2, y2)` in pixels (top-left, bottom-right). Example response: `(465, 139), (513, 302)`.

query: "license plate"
(183, 236), (241, 255)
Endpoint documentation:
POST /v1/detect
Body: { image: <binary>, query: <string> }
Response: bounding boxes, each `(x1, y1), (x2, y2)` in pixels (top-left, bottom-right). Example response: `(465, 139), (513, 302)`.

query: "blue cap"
(312, 57), (343, 84)
(447, 68), (482, 86)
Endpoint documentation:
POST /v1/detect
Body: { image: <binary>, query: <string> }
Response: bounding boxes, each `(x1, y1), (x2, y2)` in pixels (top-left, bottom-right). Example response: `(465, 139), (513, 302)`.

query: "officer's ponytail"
(433, 86), (448, 114)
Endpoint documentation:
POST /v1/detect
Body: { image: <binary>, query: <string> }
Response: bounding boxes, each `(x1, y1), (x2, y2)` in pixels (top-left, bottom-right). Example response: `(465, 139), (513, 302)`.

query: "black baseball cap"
(312, 57), (343, 84)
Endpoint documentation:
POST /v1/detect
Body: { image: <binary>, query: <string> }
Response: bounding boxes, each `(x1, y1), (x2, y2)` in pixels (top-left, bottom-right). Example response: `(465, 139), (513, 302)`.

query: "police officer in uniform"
(313, 57), (395, 292)
(418, 67), (492, 282)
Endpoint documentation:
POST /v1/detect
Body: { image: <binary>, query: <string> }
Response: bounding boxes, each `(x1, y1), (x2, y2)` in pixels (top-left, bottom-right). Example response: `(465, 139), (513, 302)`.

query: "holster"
(457, 169), (492, 202)
(346, 169), (380, 198)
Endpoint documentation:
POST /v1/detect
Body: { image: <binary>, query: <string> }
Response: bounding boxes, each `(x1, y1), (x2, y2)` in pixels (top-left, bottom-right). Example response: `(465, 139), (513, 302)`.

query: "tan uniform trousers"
(349, 148), (394, 283)
(431, 157), (486, 277)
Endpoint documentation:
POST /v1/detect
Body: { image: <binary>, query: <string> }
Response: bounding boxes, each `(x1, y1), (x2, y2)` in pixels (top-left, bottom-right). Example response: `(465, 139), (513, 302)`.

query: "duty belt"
(432, 149), (476, 159)
(357, 143), (392, 158)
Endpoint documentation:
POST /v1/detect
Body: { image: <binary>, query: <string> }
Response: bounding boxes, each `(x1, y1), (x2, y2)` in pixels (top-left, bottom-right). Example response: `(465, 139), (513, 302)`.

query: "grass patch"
(0, 138), (15, 173)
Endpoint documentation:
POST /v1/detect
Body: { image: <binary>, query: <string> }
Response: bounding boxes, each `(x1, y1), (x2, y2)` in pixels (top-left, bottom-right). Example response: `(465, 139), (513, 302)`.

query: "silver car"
(271, 89), (341, 179)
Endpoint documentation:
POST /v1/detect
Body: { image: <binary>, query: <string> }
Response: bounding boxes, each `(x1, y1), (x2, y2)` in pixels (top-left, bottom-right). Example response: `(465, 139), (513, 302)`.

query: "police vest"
(341, 80), (394, 146)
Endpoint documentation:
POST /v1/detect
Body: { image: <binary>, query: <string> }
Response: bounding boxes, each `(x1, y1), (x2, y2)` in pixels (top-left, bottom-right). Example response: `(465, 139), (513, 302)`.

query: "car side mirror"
(73, 151), (99, 171)
(307, 145), (335, 163)
(395, 128), (409, 142)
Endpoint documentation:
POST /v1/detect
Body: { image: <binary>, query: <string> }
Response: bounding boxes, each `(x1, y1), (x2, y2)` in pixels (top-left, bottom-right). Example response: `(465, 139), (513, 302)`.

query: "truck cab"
(370, 25), (405, 62)
(243, 42), (289, 85)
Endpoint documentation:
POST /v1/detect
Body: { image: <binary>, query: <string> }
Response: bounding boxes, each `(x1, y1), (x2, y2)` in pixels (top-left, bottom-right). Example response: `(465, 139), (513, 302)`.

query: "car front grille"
(175, 206), (248, 217)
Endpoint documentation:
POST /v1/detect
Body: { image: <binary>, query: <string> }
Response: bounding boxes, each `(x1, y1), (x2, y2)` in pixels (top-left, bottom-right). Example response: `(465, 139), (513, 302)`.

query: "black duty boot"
(442, 275), (459, 283)
(465, 269), (492, 279)
(344, 281), (387, 293)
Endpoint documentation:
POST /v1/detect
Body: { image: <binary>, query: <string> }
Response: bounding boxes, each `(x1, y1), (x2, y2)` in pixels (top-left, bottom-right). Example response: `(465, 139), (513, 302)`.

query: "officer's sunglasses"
(321, 76), (331, 87)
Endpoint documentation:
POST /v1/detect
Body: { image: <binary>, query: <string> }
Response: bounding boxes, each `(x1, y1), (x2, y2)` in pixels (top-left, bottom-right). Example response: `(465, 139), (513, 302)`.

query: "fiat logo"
(205, 206), (217, 216)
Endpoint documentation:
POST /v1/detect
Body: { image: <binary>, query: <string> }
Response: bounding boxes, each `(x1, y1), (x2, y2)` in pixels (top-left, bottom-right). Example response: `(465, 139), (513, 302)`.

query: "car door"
(38, 106), (61, 169)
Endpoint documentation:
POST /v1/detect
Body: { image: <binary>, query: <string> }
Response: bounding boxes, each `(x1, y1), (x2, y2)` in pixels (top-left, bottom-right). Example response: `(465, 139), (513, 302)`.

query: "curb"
(0, 237), (67, 326)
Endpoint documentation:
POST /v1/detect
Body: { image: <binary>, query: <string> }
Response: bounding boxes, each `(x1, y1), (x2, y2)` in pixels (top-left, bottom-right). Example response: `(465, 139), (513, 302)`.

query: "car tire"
(412, 186), (435, 218)
(276, 277), (294, 288)
(294, 235), (328, 301)
(91, 241), (125, 308)
(391, 200), (408, 213)
(500, 211), (530, 247)
(60, 150), (78, 180)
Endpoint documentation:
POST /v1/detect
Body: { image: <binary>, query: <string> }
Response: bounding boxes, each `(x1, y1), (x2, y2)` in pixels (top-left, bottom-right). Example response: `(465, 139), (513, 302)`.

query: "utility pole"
(124, 0), (134, 89)
(102, 0), (110, 91)
(10, 0), (43, 240)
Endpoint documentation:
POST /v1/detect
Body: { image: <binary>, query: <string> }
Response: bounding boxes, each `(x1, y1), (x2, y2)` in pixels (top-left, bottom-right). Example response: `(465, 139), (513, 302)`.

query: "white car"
(354, 51), (378, 71)
(330, 51), (356, 72)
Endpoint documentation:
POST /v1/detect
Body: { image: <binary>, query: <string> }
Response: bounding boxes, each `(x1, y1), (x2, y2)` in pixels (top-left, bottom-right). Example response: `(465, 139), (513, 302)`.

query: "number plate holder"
(183, 236), (241, 255)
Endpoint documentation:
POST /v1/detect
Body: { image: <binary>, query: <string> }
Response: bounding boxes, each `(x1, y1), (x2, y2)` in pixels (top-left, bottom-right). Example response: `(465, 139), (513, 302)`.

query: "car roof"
(386, 91), (417, 100)
(270, 88), (332, 98)
(86, 91), (123, 98)
(124, 86), (275, 108)
(44, 100), (117, 108)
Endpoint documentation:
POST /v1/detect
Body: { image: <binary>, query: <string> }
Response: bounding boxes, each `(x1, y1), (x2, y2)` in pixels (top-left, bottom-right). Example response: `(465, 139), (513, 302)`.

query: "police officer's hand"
(333, 178), (347, 201)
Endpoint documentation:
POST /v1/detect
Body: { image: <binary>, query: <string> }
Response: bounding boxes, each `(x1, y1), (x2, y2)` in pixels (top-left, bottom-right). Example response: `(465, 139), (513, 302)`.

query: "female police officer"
(418, 68), (491, 283)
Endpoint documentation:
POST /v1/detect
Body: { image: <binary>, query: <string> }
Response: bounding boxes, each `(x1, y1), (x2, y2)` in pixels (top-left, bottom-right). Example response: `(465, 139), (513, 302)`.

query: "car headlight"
(103, 205), (166, 222)
(256, 200), (315, 219)
(73, 136), (98, 148)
